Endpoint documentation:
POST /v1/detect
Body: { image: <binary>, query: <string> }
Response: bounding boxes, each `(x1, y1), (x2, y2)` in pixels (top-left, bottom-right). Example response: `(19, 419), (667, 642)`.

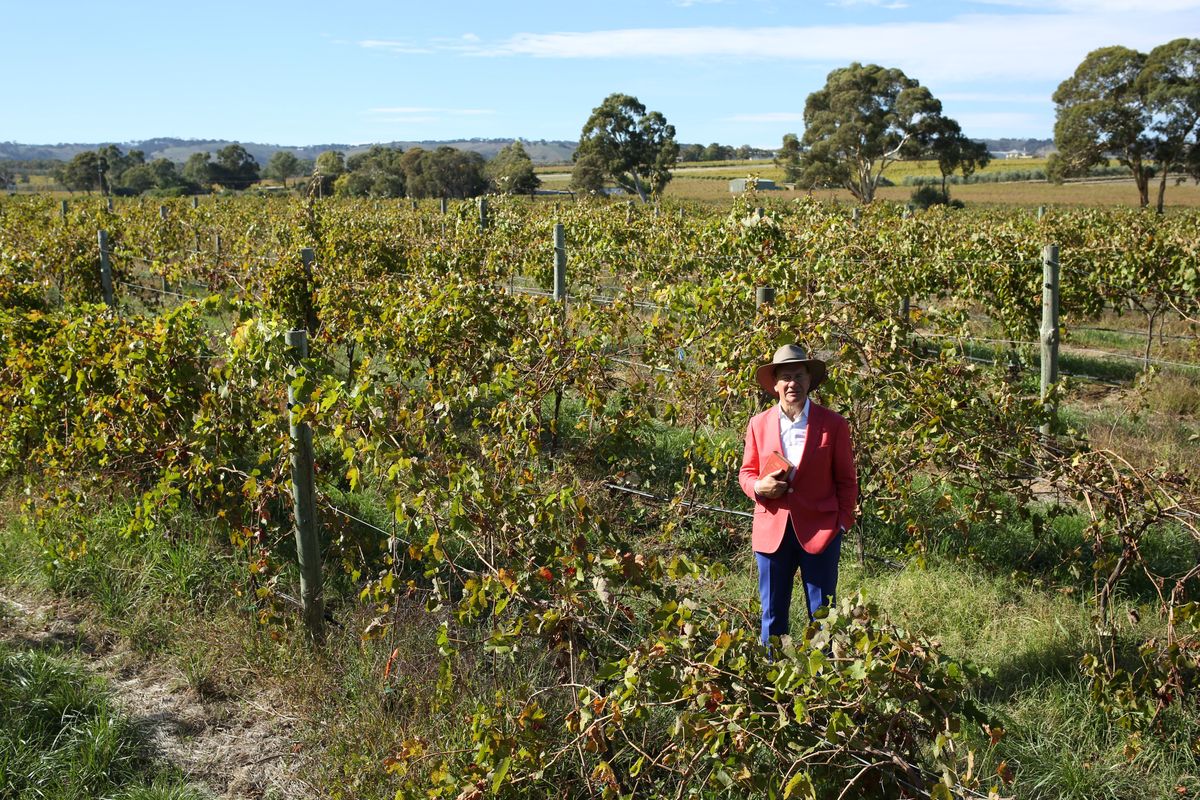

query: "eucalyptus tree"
(487, 140), (541, 195)
(927, 117), (991, 202)
(264, 151), (304, 188)
(1140, 38), (1200, 212)
(212, 144), (260, 191)
(574, 93), (678, 203)
(1051, 45), (1155, 207)
(775, 133), (802, 183)
(797, 63), (946, 204)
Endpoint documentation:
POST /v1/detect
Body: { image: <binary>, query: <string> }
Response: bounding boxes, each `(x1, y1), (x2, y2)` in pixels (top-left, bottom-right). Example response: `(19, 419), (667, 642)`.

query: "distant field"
(658, 175), (1200, 208)
(538, 158), (1200, 209)
(538, 156), (1048, 182)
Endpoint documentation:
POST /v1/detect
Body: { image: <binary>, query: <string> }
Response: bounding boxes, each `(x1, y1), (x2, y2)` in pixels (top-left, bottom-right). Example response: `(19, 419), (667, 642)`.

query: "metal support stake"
(99, 230), (114, 308)
(286, 329), (324, 641)
(301, 247), (318, 333)
(553, 224), (567, 303)
(1040, 243), (1060, 437)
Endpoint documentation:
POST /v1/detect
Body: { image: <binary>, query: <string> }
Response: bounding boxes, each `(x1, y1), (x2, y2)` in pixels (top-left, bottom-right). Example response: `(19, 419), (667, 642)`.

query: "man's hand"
(754, 468), (788, 499)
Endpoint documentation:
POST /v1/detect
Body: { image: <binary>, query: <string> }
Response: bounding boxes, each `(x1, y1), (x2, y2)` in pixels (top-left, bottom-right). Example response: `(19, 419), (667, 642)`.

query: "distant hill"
(0, 138), (579, 166)
(1, 136), (1055, 168)
(979, 138), (1055, 157)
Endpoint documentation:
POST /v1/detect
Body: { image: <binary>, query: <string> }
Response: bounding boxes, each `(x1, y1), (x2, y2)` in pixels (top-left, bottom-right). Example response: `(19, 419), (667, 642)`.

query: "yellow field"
(540, 165), (1200, 209)
(665, 175), (1200, 209)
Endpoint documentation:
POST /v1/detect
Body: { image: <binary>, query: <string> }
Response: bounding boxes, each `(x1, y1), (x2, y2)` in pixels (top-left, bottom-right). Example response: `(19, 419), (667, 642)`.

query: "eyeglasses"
(775, 373), (807, 385)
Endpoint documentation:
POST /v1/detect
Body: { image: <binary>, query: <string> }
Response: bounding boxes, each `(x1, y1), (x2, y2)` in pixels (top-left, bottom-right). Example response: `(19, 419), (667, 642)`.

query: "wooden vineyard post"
(61, 199), (68, 219)
(754, 286), (774, 307)
(1040, 244), (1060, 437)
(193, 196), (199, 209)
(440, 197), (448, 214)
(286, 329), (325, 641)
(626, 200), (634, 224)
(98, 230), (114, 308)
(478, 196), (488, 230)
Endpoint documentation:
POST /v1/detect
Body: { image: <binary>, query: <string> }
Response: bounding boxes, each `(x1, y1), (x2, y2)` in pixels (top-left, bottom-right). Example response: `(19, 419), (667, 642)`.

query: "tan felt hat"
(754, 344), (827, 394)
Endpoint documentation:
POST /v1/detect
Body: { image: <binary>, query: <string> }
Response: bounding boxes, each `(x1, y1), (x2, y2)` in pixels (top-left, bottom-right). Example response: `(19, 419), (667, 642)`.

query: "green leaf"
(783, 771), (814, 799)
(491, 756), (511, 792)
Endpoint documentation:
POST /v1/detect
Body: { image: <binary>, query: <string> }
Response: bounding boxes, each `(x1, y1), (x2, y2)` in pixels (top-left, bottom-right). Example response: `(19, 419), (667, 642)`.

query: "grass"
(0, 643), (209, 800)
(996, 680), (1200, 800)
(1065, 396), (1200, 474)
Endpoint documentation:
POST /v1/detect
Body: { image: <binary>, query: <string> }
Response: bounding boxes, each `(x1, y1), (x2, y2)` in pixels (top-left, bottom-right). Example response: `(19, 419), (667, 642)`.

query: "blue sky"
(2, 0), (1197, 148)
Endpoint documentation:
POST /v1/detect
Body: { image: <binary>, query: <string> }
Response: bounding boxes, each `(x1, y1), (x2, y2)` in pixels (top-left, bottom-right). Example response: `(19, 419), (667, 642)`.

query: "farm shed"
(729, 178), (776, 192)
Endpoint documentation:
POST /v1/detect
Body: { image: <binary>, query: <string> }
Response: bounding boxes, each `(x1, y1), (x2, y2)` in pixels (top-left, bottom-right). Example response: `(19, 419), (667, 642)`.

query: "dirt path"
(0, 590), (316, 800)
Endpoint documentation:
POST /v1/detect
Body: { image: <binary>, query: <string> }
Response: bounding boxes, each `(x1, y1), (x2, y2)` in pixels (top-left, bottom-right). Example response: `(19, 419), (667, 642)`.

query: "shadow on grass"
(861, 482), (1200, 608)
(978, 637), (1086, 702)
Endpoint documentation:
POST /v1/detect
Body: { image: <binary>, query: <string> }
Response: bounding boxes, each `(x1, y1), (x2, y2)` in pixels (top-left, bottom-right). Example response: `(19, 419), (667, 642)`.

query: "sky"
(2, 0), (1197, 149)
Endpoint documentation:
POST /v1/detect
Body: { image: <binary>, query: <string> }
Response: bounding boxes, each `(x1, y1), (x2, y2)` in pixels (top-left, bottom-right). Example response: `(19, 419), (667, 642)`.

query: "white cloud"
(938, 92), (1051, 104)
(453, 14), (1189, 83)
(724, 112), (807, 122)
(359, 39), (433, 55)
(828, 0), (909, 8)
(950, 110), (1046, 132)
(970, 0), (1200, 10)
(367, 107), (494, 116)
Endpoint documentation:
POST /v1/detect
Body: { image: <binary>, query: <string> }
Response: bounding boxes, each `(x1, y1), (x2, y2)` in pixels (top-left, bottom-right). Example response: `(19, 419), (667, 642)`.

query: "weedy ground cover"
(0, 637), (209, 800)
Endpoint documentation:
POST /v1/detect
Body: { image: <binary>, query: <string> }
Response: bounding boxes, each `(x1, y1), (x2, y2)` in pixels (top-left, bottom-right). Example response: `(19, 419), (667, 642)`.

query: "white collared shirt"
(778, 398), (810, 478)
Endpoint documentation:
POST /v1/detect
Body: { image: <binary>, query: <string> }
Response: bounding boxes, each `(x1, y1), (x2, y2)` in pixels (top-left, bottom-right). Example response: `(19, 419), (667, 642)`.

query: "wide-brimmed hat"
(755, 344), (827, 394)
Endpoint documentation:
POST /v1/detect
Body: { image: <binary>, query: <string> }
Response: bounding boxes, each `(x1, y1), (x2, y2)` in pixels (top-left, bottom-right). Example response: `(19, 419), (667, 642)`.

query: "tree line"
(45, 140), (543, 200)
(51, 144), (264, 196)
(678, 143), (774, 162)
(306, 141), (541, 199)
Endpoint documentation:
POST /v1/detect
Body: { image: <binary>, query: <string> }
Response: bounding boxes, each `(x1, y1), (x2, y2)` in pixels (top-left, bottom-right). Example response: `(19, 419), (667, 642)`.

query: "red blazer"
(738, 403), (858, 555)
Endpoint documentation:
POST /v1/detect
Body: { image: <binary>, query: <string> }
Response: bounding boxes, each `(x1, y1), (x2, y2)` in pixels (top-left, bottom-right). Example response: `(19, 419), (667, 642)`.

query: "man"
(738, 344), (858, 645)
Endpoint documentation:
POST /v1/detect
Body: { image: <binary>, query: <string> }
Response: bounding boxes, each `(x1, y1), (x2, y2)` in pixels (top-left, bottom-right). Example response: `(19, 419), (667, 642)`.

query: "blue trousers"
(755, 521), (841, 644)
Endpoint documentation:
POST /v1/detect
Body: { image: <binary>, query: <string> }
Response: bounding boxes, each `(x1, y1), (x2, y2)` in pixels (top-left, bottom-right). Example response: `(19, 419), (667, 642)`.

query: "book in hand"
(762, 450), (793, 477)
